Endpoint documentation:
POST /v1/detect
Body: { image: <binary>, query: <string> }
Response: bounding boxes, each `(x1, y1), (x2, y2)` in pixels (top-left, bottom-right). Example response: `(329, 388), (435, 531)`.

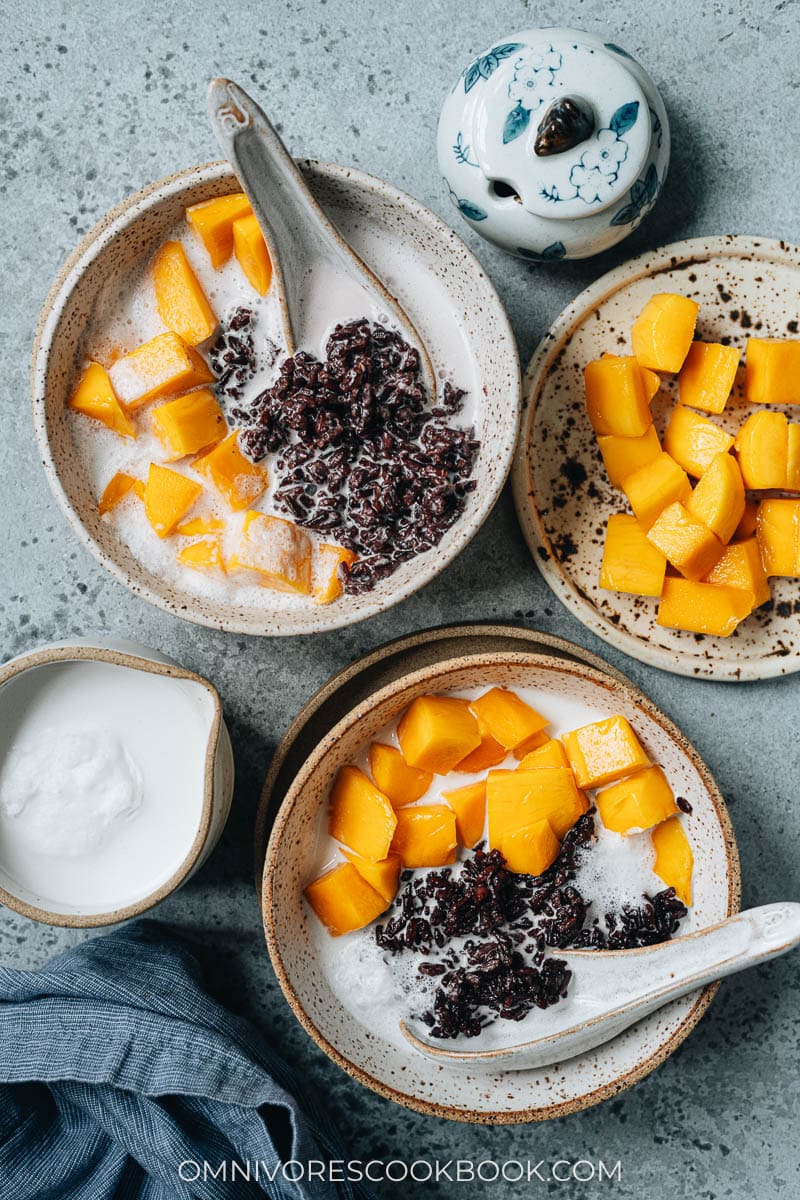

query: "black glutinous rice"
(230, 319), (480, 595)
(375, 813), (688, 1040)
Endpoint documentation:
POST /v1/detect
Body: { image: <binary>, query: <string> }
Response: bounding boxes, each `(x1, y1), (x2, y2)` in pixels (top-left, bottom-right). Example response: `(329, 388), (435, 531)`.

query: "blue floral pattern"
(501, 47), (563, 143)
(531, 102), (641, 207)
(517, 241), (567, 261)
(609, 162), (660, 226)
(445, 181), (487, 222)
(463, 43), (522, 93)
(452, 131), (478, 166)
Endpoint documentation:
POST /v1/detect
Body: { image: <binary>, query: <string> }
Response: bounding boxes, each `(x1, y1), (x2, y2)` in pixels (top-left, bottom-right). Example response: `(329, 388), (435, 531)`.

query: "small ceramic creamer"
(437, 28), (670, 260)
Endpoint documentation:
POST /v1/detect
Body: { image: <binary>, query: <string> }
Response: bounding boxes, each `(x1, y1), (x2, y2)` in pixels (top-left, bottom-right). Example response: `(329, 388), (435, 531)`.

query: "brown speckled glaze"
(32, 161), (520, 636)
(262, 651), (740, 1124)
(512, 236), (800, 680)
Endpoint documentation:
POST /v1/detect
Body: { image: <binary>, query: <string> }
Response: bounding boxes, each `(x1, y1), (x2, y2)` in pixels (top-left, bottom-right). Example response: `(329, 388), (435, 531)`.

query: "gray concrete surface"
(2, 1), (799, 1196)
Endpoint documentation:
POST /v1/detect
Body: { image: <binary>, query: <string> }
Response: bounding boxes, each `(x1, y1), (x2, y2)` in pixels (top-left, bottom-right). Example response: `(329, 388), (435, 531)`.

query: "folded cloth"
(0, 920), (377, 1200)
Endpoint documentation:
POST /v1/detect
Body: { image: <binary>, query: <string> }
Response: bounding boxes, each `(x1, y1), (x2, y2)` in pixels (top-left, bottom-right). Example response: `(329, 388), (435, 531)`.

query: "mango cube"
(516, 738), (570, 770)
(735, 411), (788, 490)
(227, 511), (311, 593)
(599, 513), (667, 596)
(487, 768), (588, 845)
(151, 240), (217, 345)
(368, 743), (432, 808)
(143, 464), (202, 537)
(657, 577), (753, 636)
(631, 293), (699, 372)
(735, 498), (759, 540)
(646, 502), (723, 581)
(562, 716), (649, 790)
(176, 515), (225, 536)
(745, 337), (800, 406)
(453, 716), (508, 773)
(664, 406), (734, 478)
(757, 499), (800, 576)
(233, 213), (273, 295)
(177, 537), (225, 572)
(597, 426), (661, 489)
(584, 355), (653, 437)
(441, 780), (487, 848)
(150, 388), (226, 460)
(185, 192), (253, 268)
(623, 452), (692, 529)
(397, 696), (481, 774)
(596, 765), (678, 835)
(678, 341), (741, 414)
(98, 472), (140, 515)
(470, 688), (548, 754)
(109, 332), (214, 409)
(500, 819), (561, 876)
(69, 362), (136, 438)
(311, 542), (357, 605)
(651, 817), (693, 905)
(686, 452), (745, 544)
(194, 431), (268, 510)
(390, 806), (457, 868)
(341, 849), (402, 905)
(329, 765), (397, 862)
(305, 862), (388, 936)
(787, 425), (800, 492)
(704, 538), (771, 610)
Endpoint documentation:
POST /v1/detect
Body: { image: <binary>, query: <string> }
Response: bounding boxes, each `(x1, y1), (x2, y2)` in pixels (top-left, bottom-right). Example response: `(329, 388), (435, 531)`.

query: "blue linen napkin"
(0, 920), (378, 1200)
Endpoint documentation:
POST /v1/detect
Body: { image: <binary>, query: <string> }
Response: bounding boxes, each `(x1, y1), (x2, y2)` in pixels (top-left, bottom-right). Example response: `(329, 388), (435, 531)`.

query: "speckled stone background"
(3, 1), (799, 1195)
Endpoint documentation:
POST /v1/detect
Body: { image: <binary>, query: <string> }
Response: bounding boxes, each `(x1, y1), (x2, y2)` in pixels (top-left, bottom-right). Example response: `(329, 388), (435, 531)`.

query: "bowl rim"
(31, 159), (521, 636)
(261, 648), (741, 1124)
(0, 642), (222, 927)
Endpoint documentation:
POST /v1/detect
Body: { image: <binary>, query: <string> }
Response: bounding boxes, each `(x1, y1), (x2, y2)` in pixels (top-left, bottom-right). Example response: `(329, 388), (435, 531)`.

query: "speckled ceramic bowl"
(32, 161), (520, 635)
(262, 651), (739, 1123)
(512, 235), (800, 680)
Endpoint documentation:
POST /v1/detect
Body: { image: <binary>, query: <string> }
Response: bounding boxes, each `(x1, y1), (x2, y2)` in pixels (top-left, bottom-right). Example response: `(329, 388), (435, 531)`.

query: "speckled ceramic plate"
(512, 235), (800, 681)
(262, 651), (740, 1123)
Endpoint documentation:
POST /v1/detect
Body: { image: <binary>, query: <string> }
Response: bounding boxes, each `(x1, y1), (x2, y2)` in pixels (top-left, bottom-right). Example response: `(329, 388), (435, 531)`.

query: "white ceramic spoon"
(206, 77), (436, 394)
(401, 902), (800, 1071)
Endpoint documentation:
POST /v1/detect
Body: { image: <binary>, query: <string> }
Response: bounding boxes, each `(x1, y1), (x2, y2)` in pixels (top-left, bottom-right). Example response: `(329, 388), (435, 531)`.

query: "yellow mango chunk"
(735, 498), (759, 540)
(686, 453), (745, 544)
(745, 337), (800, 406)
(631, 293), (699, 372)
(177, 537), (225, 572)
(597, 426), (661, 489)
(512, 729), (552, 759)
(584, 355), (653, 437)
(599, 513), (667, 596)
(646, 501), (723, 581)
(143, 464), (202, 538)
(678, 341), (741, 414)
(470, 688), (548, 754)
(185, 192), (253, 269)
(664, 406), (734, 478)
(787, 425), (800, 492)
(151, 388), (226, 461)
(368, 743), (432, 808)
(98, 472), (140, 515)
(69, 362), (136, 438)
(176, 515), (225, 535)
(311, 543), (357, 605)
(109, 332), (214, 410)
(735, 411), (788, 490)
(194, 431), (268, 510)
(516, 739), (570, 770)
(453, 715), (508, 773)
(305, 862), (388, 936)
(329, 765), (397, 862)
(397, 696), (481, 775)
(151, 240), (217, 346)
(390, 806), (457, 868)
(441, 780), (487, 848)
(227, 511), (311, 593)
(487, 768), (588, 844)
(233, 213), (273, 295)
(562, 717), (649, 790)
(596, 765), (678, 835)
(651, 817), (693, 905)
(704, 539), (771, 609)
(623, 451), (692, 529)
(341, 849), (402, 905)
(500, 819), (560, 876)
(657, 577), (753, 636)
(601, 352), (661, 401)
(757, 499), (800, 576)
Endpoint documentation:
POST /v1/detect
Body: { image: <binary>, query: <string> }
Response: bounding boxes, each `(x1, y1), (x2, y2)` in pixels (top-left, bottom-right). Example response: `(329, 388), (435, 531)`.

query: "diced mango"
(69, 362), (136, 438)
(441, 780), (486, 848)
(584, 355), (653, 437)
(513, 729), (552, 759)
(177, 537), (225, 572)
(646, 502), (723, 581)
(651, 816), (693, 905)
(176, 515), (225, 535)
(500, 819), (560, 876)
(142, 464), (202, 538)
(470, 688), (548, 754)
(735, 411), (788, 490)
(516, 738), (570, 770)
(151, 240), (217, 345)
(686, 453), (745, 544)
(601, 352), (661, 401)
(664, 406), (734, 478)
(757, 499), (800, 576)
(596, 765), (678, 835)
(597, 426), (661, 489)
(305, 862), (388, 936)
(194, 431), (268, 510)
(735, 498), (759, 540)
(397, 696), (481, 775)
(452, 715), (508, 772)
(390, 805), (457, 868)
(329, 765), (397, 862)
(185, 192), (253, 269)
(341, 849), (402, 904)
(623, 452), (692, 529)
(98, 472), (140, 515)
(678, 341), (741, 414)
(631, 293), (699, 373)
(109, 332), (214, 409)
(311, 542), (357, 605)
(788, 425), (800, 492)
(487, 768), (588, 844)
(233, 213), (273, 295)
(599, 513), (667, 596)
(562, 717), (649, 790)
(657, 577), (753, 636)
(368, 743), (432, 808)
(226, 511), (312, 593)
(704, 538), (771, 609)
(151, 388), (226, 460)
(745, 337), (800, 406)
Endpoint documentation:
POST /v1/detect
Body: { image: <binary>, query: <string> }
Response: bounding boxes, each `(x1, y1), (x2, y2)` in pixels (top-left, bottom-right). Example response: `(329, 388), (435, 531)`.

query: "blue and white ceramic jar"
(437, 28), (670, 260)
